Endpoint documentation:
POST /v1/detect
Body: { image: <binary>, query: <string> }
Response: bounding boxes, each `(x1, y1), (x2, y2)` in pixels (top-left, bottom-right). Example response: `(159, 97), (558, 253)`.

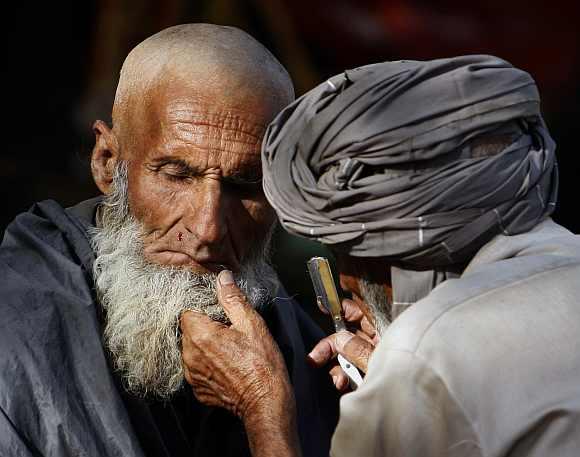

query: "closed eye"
(164, 171), (194, 182)
(147, 159), (199, 182)
(146, 158), (263, 193)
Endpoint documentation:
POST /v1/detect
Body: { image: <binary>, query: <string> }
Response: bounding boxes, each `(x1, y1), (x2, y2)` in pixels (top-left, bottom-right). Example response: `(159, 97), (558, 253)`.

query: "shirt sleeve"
(330, 349), (482, 457)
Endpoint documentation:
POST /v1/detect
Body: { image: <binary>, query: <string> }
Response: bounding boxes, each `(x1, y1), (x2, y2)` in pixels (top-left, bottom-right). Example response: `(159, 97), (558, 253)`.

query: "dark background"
(2, 0), (580, 313)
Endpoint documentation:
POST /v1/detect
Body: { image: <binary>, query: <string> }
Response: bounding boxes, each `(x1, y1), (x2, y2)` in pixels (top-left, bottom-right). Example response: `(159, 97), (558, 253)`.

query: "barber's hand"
(309, 299), (378, 391)
(180, 270), (293, 421)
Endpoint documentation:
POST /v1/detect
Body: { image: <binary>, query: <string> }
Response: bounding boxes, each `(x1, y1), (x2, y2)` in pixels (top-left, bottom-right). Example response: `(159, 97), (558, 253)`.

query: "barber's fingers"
(308, 332), (350, 367)
(308, 331), (373, 373)
(216, 270), (259, 330)
(329, 365), (350, 392)
(360, 315), (377, 339)
(338, 332), (373, 373)
(317, 297), (363, 321)
(355, 329), (374, 345)
(342, 298), (364, 323)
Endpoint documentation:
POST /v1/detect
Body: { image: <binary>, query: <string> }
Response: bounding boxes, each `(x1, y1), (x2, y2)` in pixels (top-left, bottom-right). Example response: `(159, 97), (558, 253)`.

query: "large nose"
(185, 178), (227, 247)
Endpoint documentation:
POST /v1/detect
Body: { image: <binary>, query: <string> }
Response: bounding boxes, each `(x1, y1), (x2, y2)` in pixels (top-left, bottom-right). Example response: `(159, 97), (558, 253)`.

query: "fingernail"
(335, 331), (354, 350)
(218, 270), (235, 285)
(332, 375), (338, 386)
(308, 350), (322, 364)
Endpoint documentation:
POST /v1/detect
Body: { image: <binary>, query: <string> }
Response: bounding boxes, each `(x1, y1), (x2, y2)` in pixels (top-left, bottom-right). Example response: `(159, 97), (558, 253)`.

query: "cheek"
(127, 168), (178, 227)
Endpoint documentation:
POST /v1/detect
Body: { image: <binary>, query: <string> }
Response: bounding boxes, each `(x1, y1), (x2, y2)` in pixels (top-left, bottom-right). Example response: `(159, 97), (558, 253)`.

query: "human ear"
(91, 120), (120, 195)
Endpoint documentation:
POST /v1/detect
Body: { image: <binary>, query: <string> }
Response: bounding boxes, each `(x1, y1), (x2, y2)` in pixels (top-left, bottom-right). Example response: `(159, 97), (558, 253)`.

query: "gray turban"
(262, 55), (558, 308)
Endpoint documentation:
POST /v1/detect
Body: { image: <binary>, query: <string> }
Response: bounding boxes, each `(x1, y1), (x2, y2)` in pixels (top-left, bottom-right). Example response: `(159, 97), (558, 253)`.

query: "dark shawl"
(0, 199), (338, 457)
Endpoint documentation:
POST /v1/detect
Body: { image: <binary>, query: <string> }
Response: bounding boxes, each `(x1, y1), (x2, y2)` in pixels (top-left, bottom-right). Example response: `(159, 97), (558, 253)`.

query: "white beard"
(358, 276), (392, 337)
(90, 162), (279, 398)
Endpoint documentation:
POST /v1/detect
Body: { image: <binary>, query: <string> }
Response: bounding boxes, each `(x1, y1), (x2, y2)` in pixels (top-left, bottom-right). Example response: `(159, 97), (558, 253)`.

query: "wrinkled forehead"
(123, 64), (286, 129)
(128, 83), (278, 173)
(169, 97), (265, 143)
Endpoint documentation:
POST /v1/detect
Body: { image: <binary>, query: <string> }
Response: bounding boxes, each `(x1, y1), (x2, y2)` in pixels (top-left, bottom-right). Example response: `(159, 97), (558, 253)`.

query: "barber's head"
(262, 55), (557, 333)
(89, 24), (294, 398)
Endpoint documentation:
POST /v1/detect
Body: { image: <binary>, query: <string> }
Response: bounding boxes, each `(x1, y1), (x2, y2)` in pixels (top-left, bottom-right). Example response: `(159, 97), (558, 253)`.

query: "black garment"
(0, 199), (338, 457)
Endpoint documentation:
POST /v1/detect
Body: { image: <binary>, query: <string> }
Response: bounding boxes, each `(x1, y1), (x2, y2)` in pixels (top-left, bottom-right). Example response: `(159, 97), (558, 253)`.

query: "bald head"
(89, 25), (294, 396)
(112, 24), (294, 135)
(92, 24), (292, 274)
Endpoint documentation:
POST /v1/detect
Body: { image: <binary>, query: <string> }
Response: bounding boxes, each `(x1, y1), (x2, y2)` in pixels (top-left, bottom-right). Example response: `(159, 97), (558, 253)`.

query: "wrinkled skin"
(91, 73), (300, 455)
(91, 80), (280, 274)
(309, 298), (377, 392)
(90, 62), (390, 456)
(311, 253), (391, 390)
(180, 271), (301, 457)
(181, 257), (391, 456)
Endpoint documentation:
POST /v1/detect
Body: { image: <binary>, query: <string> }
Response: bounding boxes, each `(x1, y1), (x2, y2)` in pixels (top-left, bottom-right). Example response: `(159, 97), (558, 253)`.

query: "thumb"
(308, 331), (373, 373)
(216, 270), (255, 328)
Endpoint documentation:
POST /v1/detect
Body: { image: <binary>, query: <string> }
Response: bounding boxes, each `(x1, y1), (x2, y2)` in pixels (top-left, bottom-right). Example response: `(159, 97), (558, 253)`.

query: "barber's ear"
(91, 120), (120, 195)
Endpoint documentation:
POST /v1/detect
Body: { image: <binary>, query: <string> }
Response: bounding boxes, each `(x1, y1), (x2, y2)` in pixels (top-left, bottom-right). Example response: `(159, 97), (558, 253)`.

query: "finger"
(183, 366), (213, 389)
(329, 365), (349, 392)
(360, 315), (377, 339)
(308, 335), (338, 367)
(191, 388), (223, 408)
(336, 333), (374, 373)
(355, 329), (374, 345)
(216, 270), (256, 328)
(180, 310), (224, 337)
(308, 331), (355, 367)
(342, 299), (364, 323)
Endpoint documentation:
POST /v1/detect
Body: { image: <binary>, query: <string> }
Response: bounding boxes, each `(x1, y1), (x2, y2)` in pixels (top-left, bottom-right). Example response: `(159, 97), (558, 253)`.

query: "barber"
(180, 55), (580, 457)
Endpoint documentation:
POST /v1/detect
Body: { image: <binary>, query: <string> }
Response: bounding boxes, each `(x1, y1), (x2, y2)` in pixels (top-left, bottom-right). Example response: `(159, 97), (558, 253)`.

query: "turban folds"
(262, 55), (557, 269)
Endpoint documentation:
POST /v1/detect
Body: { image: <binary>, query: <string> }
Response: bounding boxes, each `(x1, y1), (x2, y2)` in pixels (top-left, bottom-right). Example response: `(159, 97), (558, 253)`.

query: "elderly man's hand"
(180, 270), (301, 457)
(308, 299), (377, 391)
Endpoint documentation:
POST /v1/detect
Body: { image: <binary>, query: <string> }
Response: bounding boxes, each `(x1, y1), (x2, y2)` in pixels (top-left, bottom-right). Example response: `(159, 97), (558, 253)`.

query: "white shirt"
(331, 219), (580, 456)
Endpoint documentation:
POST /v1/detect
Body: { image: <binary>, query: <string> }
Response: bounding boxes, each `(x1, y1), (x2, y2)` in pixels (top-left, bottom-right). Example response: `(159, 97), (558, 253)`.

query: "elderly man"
(181, 56), (580, 456)
(0, 24), (338, 457)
